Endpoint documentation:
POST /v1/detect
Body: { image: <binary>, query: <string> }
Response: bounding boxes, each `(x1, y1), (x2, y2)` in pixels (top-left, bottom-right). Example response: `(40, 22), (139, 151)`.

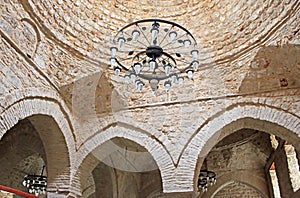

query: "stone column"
(295, 149), (300, 169)
(274, 147), (293, 198)
(265, 167), (275, 198)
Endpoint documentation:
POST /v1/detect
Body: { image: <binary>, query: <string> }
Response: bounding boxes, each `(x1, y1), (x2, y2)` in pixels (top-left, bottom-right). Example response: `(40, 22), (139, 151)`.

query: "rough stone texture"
(0, 0), (299, 197)
(265, 140), (300, 198)
(213, 181), (263, 198)
(0, 119), (46, 193)
(274, 145), (294, 198)
(20, 0), (300, 66)
(79, 143), (163, 198)
(200, 130), (270, 198)
(270, 169), (281, 198)
(285, 144), (300, 192)
(0, 192), (13, 198)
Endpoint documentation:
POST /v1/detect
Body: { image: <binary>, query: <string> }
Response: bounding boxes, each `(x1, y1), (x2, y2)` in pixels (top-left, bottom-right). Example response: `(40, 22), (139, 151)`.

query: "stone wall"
(201, 130), (270, 198)
(0, 0), (299, 197)
(214, 181), (263, 198)
(285, 144), (300, 192)
(0, 119), (46, 193)
(0, 191), (13, 198)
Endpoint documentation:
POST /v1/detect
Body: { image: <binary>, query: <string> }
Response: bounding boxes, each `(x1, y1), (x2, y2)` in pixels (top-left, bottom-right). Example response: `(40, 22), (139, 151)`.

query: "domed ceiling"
(2, 0), (299, 106)
(24, 0), (299, 65)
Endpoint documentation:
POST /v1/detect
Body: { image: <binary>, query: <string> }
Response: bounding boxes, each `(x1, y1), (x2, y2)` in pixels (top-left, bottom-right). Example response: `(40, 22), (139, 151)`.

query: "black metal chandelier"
(22, 165), (47, 196)
(198, 170), (217, 192)
(110, 19), (198, 93)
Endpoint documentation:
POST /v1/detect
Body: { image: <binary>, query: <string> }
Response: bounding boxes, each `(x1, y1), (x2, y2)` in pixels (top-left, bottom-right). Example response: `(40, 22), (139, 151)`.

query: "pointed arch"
(202, 171), (268, 198)
(0, 88), (77, 196)
(74, 123), (176, 194)
(175, 103), (300, 192)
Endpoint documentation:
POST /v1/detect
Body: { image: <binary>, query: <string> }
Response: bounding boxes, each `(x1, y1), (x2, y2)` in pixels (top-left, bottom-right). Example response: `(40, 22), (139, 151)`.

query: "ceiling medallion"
(110, 19), (199, 93)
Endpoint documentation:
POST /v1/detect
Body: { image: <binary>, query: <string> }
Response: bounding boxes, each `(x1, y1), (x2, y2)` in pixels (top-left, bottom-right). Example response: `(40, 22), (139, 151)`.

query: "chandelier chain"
(155, 0), (158, 18)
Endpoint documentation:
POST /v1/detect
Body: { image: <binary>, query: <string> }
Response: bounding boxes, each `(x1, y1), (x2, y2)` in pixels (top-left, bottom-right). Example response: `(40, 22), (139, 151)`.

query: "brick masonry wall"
(0, 0), (299, 196)
(0, 119), (46, 193)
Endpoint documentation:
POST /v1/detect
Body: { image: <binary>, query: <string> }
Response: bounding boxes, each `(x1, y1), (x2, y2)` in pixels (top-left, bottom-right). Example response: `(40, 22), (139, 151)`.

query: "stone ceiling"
(2, 0), (300, 105)
(22, 0), (299, 65)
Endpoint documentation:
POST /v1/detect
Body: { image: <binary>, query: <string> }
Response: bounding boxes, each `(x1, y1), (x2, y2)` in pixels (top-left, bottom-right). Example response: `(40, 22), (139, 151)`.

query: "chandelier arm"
(115, 58), (130, 71)
(138, 56), (149, 65)
(117, 56), (135, 62)
(116, 19), (197, 44)
(132, 51), (147, 61)
(135, 57), (148, 73)
(155, 58), (165, 72)
(136, 24), (152, 46)
(113, 31), (124, 43)
(113, 29), (148, 48)
(156, 62), (168, 74)
(171, 50), (196, 55)
(135, 56), (148, 63)
(174, 57), (192, 65)
(157, 56), (168, 64)
(158, 25), (175, 46)
(161, 33), (190, 49)
(161, 52), (177, 65)
(156, 68), (165, 74)
(123, 42), (147, 50)
(122, 28), (150, 48)
(176, 64), (192, 73)
(159, 57), (178, 70)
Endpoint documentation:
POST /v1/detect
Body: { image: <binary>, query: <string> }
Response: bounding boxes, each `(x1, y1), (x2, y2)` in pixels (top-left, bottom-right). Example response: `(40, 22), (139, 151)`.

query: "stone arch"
(75, 124), (174, 195)
(212, 181), (264, 198)
(20, 18), (41, 58)
(0, 89), (77, 196)
(0, 88), (76, 154)
(176, 103), (300, 192)
(0, 118), (46, 192)
(202, 171), (268, 198)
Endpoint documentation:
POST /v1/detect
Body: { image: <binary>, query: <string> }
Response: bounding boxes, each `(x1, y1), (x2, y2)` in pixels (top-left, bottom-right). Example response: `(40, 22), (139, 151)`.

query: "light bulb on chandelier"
(109, 18), (200, 93)
(22, 165), (47, 196)
(197, 170), (217, 193)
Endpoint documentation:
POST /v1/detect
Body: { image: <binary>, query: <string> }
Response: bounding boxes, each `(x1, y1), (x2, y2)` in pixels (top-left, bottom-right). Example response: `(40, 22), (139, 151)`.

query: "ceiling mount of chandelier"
(110, 19), (199, 93)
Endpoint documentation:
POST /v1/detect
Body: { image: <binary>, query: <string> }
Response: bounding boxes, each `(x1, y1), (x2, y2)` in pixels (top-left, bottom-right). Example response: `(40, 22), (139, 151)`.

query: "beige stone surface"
(0, 0), (299, 197)
(214, 181), (263, 198)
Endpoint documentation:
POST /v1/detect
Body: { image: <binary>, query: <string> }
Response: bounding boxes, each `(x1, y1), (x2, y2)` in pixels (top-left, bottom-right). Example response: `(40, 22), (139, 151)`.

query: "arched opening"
(28, 115), (71, 195)
(194, 118), (300, 198)
(212, 181), (264, 198)
(79, 137), (163, 197)
(0, 114), (72, 196)
(198, 129), (270, 198)
(0, 118), (46, 195)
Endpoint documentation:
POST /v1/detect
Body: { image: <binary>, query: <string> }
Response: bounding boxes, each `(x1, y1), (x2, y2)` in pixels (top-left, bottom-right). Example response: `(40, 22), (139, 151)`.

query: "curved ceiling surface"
(25, 0), (299, 65)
